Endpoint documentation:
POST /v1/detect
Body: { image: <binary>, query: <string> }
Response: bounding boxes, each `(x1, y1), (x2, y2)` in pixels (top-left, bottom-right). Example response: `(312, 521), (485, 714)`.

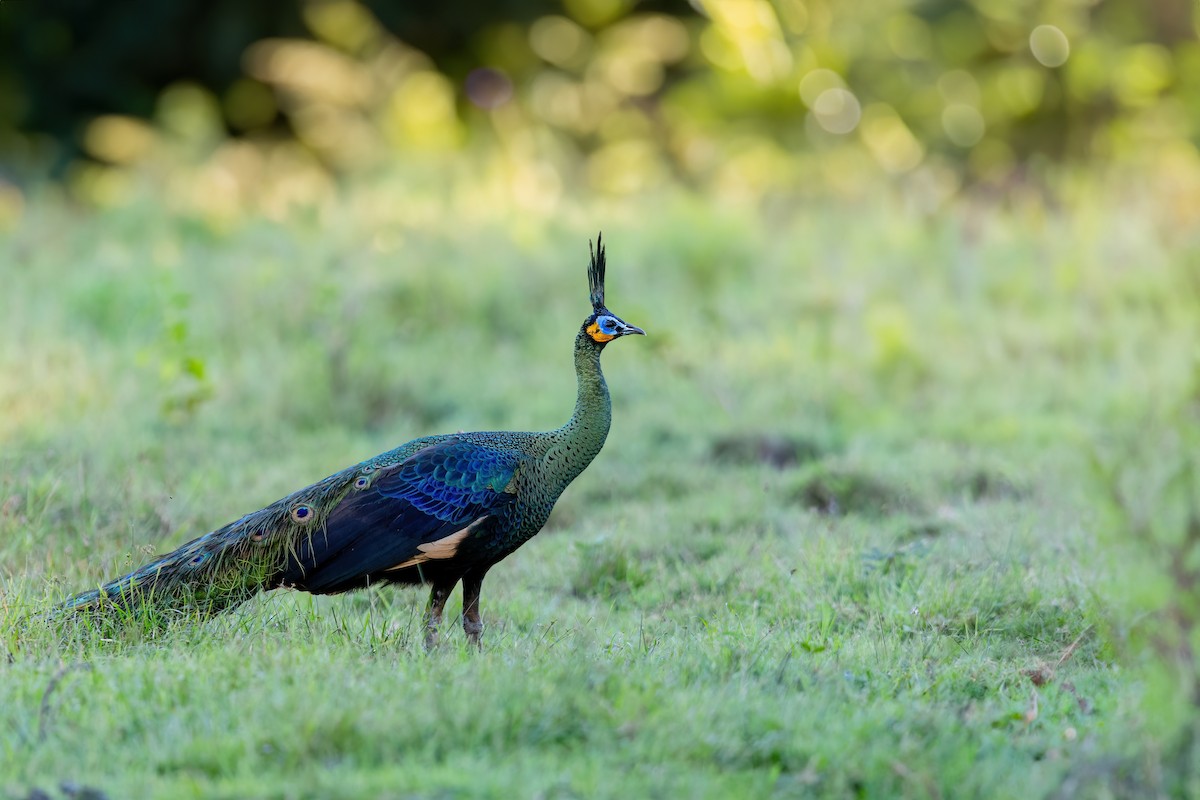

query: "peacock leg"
(461, 570), (487, 649)
(424, 581), (454, 651)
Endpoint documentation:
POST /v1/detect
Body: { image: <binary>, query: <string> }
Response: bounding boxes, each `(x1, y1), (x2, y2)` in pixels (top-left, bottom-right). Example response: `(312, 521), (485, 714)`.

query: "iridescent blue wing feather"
(278, 440), (523, 593)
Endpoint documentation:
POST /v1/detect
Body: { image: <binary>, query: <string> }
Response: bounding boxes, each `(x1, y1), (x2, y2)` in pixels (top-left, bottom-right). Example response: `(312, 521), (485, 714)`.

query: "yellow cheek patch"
(587, 321), (616, 342)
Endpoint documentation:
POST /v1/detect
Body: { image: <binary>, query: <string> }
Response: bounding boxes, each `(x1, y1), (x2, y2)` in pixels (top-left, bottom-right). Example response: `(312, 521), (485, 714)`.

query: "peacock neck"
(547, 330), (612, 485)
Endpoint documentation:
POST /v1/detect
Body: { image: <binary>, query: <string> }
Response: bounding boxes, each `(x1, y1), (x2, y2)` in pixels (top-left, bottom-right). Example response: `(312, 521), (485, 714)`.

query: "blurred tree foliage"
(0, 0), (1197, 216)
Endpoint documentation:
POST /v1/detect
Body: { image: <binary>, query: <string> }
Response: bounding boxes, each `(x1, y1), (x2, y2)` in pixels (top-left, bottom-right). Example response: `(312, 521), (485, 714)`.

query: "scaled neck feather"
(546, 329), (612, 484)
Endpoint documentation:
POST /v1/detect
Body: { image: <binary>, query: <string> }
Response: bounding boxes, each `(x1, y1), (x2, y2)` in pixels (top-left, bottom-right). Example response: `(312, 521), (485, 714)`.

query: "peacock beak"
(620, 323), (646, 337)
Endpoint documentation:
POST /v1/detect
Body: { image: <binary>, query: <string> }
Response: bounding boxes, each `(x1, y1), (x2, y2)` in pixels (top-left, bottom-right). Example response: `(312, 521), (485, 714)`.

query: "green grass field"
(1, 182), (1195, 798)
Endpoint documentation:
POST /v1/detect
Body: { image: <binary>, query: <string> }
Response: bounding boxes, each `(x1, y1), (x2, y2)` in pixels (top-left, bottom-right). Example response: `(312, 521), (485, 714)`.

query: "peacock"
(57, 235), (644, 647)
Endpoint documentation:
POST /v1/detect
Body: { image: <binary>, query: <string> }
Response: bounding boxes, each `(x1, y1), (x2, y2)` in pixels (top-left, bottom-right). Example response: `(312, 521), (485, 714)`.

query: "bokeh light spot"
(156, 84), (225, 144)
(813, 88), (861, 134)
(799, 68), (845, 107)
(621, 14), (690, 63)
(564, 0), (628, 27)
(598, 52), (663, 96)
(83, 115), (157, 164)
(698, 26), (742, 72)
(1029, 25), (1069, 67)
(466, 68), (513, 110)
(244, 39), (373, 108)
(529, 16), (590, 68)
(302, 0), (381, 54)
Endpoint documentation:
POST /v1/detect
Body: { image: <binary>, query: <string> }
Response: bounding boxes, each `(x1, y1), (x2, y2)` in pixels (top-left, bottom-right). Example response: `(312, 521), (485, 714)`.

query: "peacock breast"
(507, 463), (565, 538)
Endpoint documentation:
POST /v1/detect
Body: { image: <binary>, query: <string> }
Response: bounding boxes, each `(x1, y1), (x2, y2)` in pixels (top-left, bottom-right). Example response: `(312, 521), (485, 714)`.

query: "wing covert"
(278, 440), (523, 592)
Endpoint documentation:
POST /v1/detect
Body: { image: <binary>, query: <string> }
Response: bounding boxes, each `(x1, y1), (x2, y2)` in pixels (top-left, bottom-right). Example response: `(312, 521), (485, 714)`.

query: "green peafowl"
(58, 235), (644, 647)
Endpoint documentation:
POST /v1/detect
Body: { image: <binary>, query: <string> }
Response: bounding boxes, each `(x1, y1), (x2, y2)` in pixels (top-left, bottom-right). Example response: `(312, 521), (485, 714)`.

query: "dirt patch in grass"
(711, 433), (833, 470)
(790, 464), (922, 517)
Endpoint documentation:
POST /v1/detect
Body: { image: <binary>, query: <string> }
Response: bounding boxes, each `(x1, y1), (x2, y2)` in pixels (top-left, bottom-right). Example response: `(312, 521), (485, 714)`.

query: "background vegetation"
(4, 0), (1200, 202)
(2, 0), (1200, 797)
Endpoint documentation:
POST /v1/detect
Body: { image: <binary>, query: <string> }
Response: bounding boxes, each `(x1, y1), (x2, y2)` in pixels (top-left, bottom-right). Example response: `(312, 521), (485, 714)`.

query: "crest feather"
(588, 233), (606, 310)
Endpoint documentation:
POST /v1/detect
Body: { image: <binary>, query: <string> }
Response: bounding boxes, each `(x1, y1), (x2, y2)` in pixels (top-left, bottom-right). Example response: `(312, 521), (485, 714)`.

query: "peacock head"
(583, 233), (645, 346)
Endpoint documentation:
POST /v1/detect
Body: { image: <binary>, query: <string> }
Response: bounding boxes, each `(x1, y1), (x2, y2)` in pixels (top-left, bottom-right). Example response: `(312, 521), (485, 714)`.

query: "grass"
(0, 178), (1192, 798)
